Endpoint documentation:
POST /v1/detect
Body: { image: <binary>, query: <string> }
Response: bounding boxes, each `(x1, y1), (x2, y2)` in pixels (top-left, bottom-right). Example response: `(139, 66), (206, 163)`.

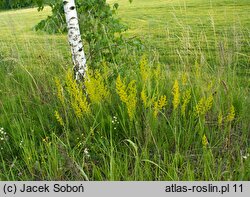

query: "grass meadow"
(0, 0), (249, 180)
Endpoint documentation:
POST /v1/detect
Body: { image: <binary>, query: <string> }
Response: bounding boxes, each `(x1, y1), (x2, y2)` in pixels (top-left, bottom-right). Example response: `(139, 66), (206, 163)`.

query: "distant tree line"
(0, 0), (35, 9)
(0, 0), (53, 10)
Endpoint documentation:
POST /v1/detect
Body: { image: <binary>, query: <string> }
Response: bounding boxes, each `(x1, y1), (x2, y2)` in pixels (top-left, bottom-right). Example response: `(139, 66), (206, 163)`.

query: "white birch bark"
(63, 0), (87, 81)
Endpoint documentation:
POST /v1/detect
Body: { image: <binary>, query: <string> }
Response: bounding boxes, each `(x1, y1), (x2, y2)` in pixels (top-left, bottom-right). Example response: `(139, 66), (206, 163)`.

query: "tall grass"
(0, 0), (249, 180)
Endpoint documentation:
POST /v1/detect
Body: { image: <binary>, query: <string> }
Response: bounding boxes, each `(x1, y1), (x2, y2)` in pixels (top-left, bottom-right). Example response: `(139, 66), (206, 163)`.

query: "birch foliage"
(35, 0), (133, 65)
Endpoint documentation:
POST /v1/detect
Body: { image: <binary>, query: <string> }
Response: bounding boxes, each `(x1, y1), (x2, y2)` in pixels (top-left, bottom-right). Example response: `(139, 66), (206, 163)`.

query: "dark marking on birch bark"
(72, 44), (80, 48)
(69, 17), (77, 20)
(70, 6), (75, 10)
(63, 1), (68, 5)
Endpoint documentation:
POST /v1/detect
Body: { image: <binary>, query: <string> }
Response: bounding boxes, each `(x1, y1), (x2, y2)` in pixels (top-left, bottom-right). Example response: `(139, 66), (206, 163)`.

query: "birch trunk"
(63, 0), (87, 81)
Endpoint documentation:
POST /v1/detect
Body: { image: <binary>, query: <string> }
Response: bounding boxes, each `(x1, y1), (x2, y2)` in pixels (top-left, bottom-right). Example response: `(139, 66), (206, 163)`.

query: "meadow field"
(0, 0), (249, 180)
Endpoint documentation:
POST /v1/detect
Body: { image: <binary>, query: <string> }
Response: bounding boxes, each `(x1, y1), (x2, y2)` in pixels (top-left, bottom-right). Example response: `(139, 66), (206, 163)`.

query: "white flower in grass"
(242, 153), (249, 160)
(111, 116), (119, 130)
(0, 127), (8, 142)
(19, 140), (23, 147)
(241, 150), (249, 160)
(84, 148), (90, 158)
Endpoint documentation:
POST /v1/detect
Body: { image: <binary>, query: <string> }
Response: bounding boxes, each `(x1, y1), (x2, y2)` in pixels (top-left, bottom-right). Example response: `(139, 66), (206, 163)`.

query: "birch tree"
(63, 0), (87, 81)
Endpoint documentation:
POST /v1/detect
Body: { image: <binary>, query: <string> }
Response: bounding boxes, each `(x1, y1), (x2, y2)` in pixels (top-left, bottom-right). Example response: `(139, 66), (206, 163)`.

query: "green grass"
(113, 0), (250, 66)
(0, 0), (249, 180)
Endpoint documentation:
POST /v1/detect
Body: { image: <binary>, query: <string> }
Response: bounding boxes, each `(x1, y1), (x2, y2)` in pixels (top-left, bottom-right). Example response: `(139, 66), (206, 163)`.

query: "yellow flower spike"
(55, 77), (65, 105)
(102, 61), (110, 80)
(181, 88), (191, 116)
(79, 96), (90, 114)
(172, 80), (180, 110)
(54, 110), (64, 127)
(141, 88), (148, 108)
(202, 134), (209, 147)
(153, 101), (159, 117)
(85, 69), (110, 104)
(65, 69), (78, 99)
(194, 95), (213, 116)
(194, 97), (206, 116)
(153, 95), (167, 117)
(207, 81), (214, 91)
(140, 55), (149, 82)
(205, 95), (213, 112)
(90, 127), (94, 136)
(226, 105), (235, 122)
(218, 111), (223, 126)
(181, 73), (188, 86)
(65, 69), (91, 118)
(116, 75), (128, 103)
(158, 95), (167, 109)
(154, 64), (161, 81)
(127, 80), (137, 120)
(116, 76), (137, 121)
